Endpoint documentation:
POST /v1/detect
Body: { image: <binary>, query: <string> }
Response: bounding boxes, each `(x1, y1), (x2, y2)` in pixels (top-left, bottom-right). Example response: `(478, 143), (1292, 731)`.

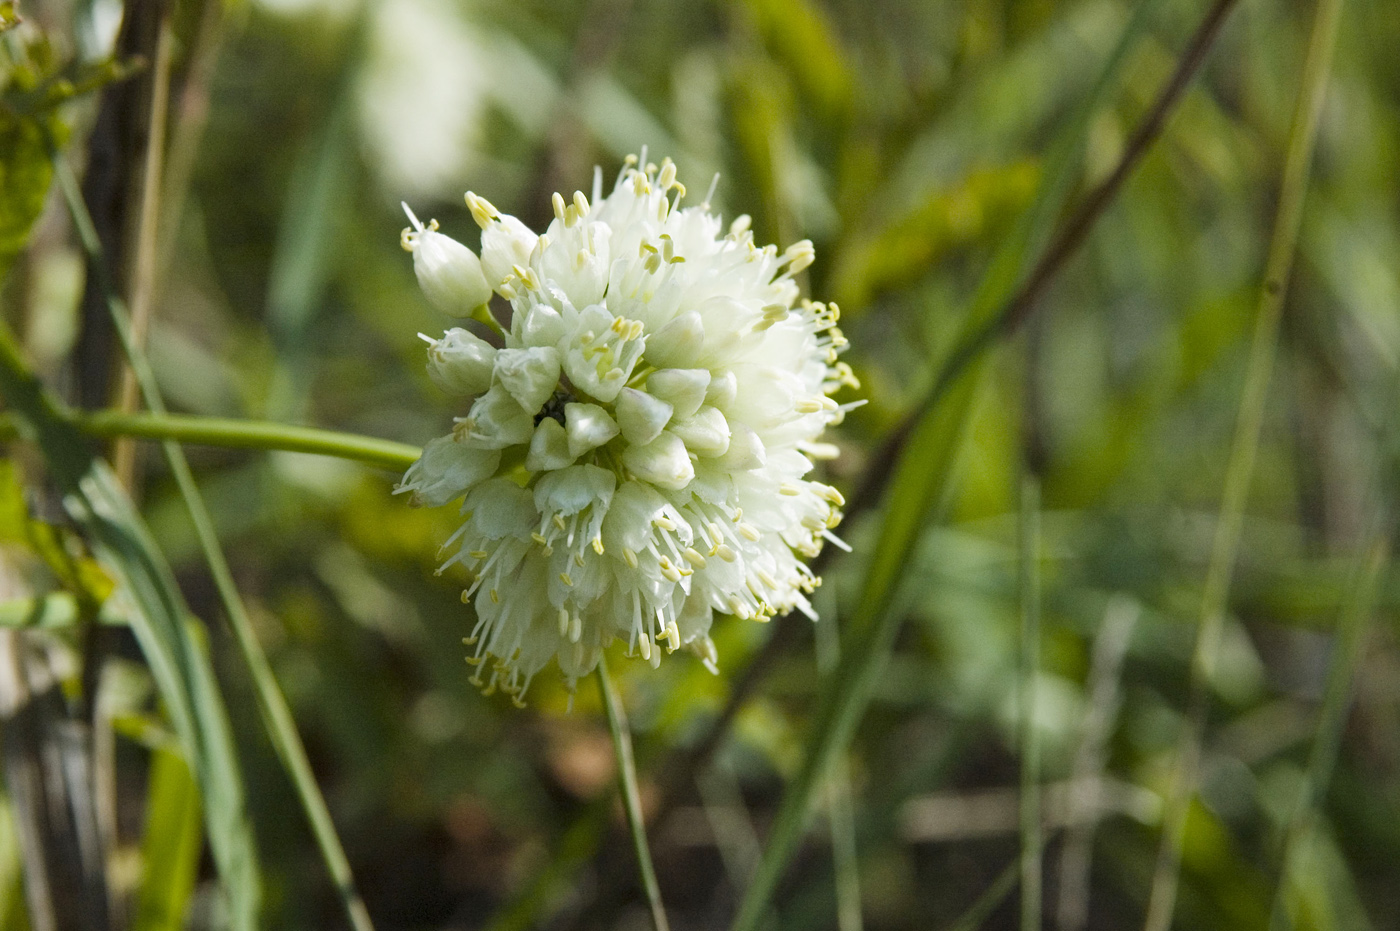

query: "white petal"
(643, 310), (703, 368)
(670, 406), (730, 458)
(535, 464), (617, 516)
(565, 402), (620, 457)
(647, 368), (710, 420)
(716, 422), (766, 471)
(705, 369), (738, 410)
(426, 328), (495, 395)
(493, 347), (561, 414)
(477, 211), (539, 291)
(410, 229), (492, 316)
(463, 384), (534, 448)
(614, 387), (673, 446)
(398, 437), (500, 507)
(526, 417), (575, 472)
(622, 430), (694, 490)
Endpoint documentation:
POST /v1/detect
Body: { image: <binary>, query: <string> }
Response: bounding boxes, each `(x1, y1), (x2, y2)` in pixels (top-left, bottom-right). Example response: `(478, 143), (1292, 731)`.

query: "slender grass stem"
(113, 12), (173, 487)
(0, 409), (419, 472)
(1019, 474), (1042, 931)
(1056, 597), (1139, 931)
(945, 859), (1019, 931)
(815, 602), (863, 931)
(1268, 534), (1387, 931)
(652, 0), (1242, 863)
(53, 156), (378, 931)
(1142, 0), (1347, 927)
(596, 657), (670, 931)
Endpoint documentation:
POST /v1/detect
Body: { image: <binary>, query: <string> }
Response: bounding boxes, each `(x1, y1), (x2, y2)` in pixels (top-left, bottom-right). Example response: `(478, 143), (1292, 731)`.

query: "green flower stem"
(1141, 0), (1347, 927)
(596, 657), (670, 931)
(53, 155), (379, 931)
(0, 409), (420, 472)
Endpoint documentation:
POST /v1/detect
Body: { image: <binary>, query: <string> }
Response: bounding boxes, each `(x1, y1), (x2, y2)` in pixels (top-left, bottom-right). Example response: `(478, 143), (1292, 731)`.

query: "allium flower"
(398, 154), (860, 703)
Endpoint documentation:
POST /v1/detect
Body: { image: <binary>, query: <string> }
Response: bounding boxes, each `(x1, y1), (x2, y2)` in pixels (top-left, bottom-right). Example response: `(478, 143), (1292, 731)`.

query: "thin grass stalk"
(0, 410), (420, 471)
(815, 605), (863, 931)
(1018, 474), (1042, 931)
(113, 13), (172, 487)
(1141, 0), (1347, 926)
(53, 157), (378, 931)
(1056, 597), (1139, 931)
(596, 656), (670, 931)
(1268, 534), (1387, 931)
(945, 859), (1019, 931)
(666, 1), (1238, 880)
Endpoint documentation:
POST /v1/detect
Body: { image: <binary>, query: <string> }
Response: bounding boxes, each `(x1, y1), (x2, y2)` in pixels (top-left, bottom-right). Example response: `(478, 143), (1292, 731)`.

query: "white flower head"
(398, 154), (860, 704)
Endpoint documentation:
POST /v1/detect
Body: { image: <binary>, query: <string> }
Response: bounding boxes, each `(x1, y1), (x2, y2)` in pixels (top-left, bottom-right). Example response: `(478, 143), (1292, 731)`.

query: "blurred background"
(2, 0), (1400, 928)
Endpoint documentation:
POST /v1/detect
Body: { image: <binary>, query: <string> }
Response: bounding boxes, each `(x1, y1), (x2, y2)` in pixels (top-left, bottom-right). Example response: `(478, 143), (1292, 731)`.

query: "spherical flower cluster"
(397, 154), (859, 703)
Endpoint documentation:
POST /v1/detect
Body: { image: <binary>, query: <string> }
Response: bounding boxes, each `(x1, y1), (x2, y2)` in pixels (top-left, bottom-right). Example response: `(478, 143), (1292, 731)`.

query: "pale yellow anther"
(570, 615), (582, 643)
(490, 589), (500, 604)
(469, 550), (488, 560)
(638, 633), (652, 661)
(552, 191), (567, 222)
(558, 608), (571, 637)
(531, 532), (548, 546)
(655, 515), (677, 532)
(779, 483), (801, 496)
(560, 572), (574, 587)
(796, 398), (824, 414)
(592, 537), (605, 555)
(683, 547), (707, 568)
(623, 547), (639, 569)
(573, 190), (590, 216)
(553, 514), (567, 531)
(465, 191), (498, 228)
(738, 522), (760, 542)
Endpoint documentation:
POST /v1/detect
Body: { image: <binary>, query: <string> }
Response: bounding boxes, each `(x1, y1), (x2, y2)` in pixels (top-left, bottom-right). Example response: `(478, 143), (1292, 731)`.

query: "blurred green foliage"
(2, 0), (1400, 929)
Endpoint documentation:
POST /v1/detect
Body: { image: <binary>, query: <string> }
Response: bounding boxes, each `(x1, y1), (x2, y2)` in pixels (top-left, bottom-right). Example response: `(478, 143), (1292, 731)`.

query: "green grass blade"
(1142, 0), (1348, 925)
(52, 153), (377, 931)
(0, 326), (263, 928)
(1018, 474), (1042, 931)
(730, 3), (1165, 926)
(132, 747), (202, 931)
(1268, 535), (1387, 931)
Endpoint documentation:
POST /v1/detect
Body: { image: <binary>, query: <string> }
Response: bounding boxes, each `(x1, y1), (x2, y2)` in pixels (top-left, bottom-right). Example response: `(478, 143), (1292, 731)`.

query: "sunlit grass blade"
(730, 2), (1166, 926)
(1142, 0), (1348, 925)
(53, 155), (377, 931)
(1018, 474), (1042, 931)
(0, 325), (262, 929)
(132, 747), (201, 931)
(1268, 534), (1386, 931)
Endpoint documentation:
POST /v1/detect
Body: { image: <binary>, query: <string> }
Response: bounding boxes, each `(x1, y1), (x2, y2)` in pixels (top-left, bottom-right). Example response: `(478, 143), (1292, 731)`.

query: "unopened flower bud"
(425, 328), (495, 395)
(401, 203), (492, 317)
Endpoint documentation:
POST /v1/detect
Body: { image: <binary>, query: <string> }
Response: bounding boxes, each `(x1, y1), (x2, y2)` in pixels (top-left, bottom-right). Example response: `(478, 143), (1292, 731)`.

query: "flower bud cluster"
(398, 155), (859, 702)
